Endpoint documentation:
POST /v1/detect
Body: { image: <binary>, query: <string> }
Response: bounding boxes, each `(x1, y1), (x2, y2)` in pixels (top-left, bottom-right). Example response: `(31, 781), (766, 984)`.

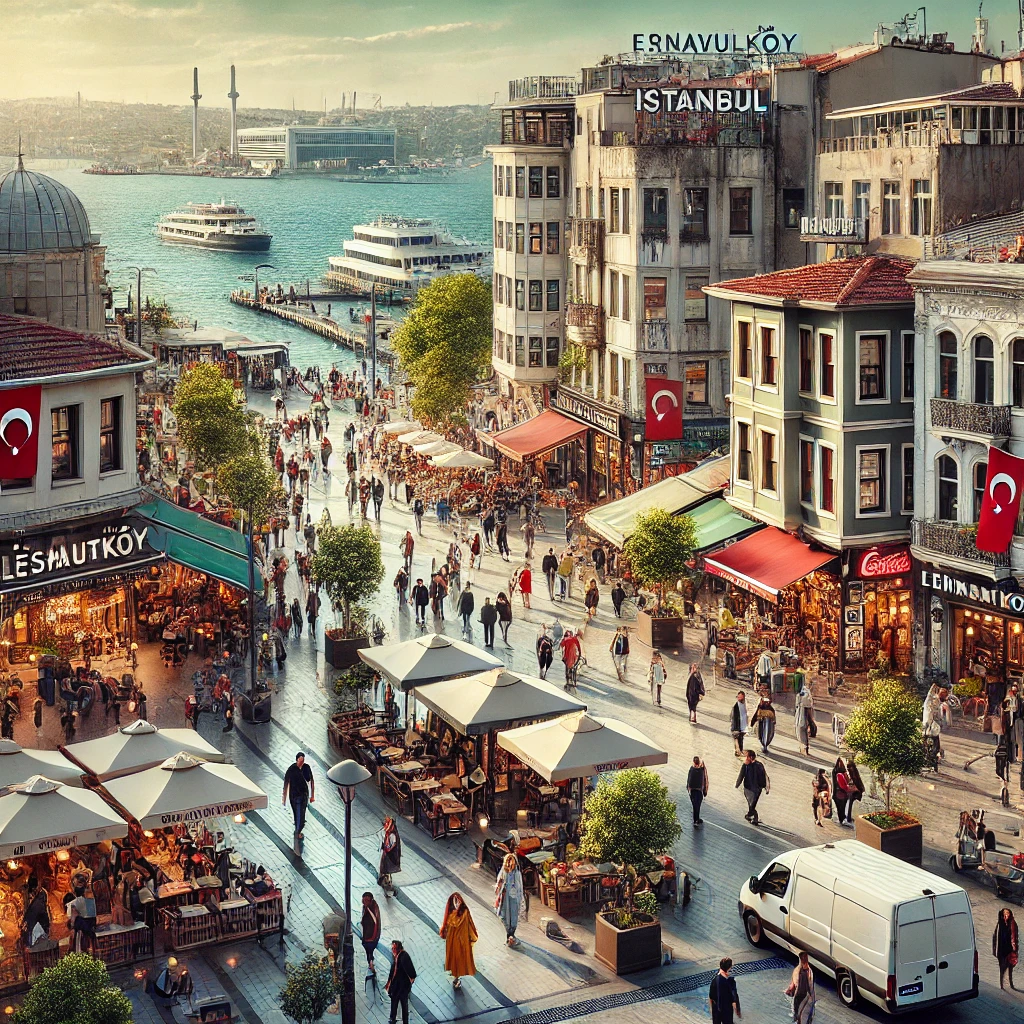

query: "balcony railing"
(565, 302), (603, 348)
(507, 76), (579, 102)
(597, 122), (770, 148)
(820, 128), (1024, 153)
(912, 519), (1010, 569)
(560, 381), (631, 416)
(568, 218), (604, 264)
(640, 319), (670, 351)
(930, 398), (1011, 437)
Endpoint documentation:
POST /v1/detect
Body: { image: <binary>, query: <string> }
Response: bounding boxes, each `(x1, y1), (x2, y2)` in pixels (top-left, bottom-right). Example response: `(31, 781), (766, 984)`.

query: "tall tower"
(191, 67), (202, 160)
(228, 65), (239, 159)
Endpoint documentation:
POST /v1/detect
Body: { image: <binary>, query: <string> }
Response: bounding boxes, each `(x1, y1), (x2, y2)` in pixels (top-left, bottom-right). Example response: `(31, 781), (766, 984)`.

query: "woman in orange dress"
(439, 892), (477, 989)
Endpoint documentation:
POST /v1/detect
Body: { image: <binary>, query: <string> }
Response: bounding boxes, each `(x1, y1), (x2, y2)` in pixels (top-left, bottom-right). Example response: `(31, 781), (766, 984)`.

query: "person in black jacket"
(686, 756), (708, 825)
(372, 476), (385, 521)
(542, 548), (559, 600)
(479, 598), (497, 647)
(458, 584), (475, 636)
(735, 749), (767, 826)
(410, 579), (429, 627)
(385, 940), (417, 1024)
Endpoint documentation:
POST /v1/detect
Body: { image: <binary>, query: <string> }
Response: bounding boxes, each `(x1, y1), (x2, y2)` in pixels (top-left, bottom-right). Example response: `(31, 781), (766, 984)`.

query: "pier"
(230, 292), (396, 364)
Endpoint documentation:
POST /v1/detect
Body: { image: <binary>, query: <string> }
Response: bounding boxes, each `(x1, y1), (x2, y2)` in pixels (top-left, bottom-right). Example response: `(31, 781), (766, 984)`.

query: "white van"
(738, 840), (978, 1014)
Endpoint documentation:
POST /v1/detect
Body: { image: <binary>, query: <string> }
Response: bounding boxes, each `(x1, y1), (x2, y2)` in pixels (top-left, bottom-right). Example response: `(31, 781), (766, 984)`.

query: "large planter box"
(855, 813), (923, 866)
(325, 633), (370, 669)
(594, 911), (662, 975)
(635, 610), (684, 650)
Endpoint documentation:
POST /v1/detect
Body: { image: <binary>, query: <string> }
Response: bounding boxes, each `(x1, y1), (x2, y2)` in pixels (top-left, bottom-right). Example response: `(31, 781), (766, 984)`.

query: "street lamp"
(123, 267), (157, 347)
(326, 759), (372, 1024)
(254, 263), (276, 304)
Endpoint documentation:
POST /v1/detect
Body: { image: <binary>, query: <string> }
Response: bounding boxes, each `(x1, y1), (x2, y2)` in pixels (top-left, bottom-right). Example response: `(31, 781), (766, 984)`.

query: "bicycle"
(368, 615), (387, 646)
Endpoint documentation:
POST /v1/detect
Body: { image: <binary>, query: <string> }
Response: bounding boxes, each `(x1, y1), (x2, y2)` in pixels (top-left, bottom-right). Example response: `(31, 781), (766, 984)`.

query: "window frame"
(757, 324), (778, 391)
(546, 221), (560, 254)
(856, 445), (890, 518)
(819, 330), (837, 402)
(643, 277), (668, 321)
(684, 275), (709, 322)
(758, 427), (779, 495)
(735, 420), (753, 484)
(684, 361), (709, 405)
(99, 396), (123, 475)
(901, 443), (915, 515)
(911, 178), (932, 237)
(51, 404), (81, 482)
(824, 181), (845, 220)
(609, 187), (620, 233)
(1013, 337), (1024, 407)
(882, 180), (901, 235)
(545, 336), (560, 368)
(853, 180), (871, 227)
(973, 334), (996, 405)
(798, 325), (814, 395)
(528, 279), (543, 312)
(856, 331), (889, 404)
(799, 436), (815, 507)
(528, 166), (543, 198)
(528, 336), (543, 368)
(528, 222), (542, 255)
(818, 442), (837, 517)
(642, 187), (669, 235)
(515, 279), (525, 311)
(681, 187), (710, 240)
(546, 279), (560, 313)
(515, 166), (524, 199)
(937, 453), (959, 522)
(938, 330), (959, 400)
(973, 459), (989, 521)
(545, 165), (560, 198)
(736, 319), (753, 381)
(901, 331), (915, 402)
(515, 222), (525, 255)
(729, 187), (753, 235)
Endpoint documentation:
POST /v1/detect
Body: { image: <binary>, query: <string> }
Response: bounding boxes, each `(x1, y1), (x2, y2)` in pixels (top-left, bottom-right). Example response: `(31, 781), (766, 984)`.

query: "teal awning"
(686, 498), (763, 553)
(135, 495), (247, 557)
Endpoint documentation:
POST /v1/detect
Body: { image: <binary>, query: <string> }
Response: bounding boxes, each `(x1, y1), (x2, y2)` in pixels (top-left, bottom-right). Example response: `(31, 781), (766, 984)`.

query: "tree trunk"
(342, 596), (351, 637)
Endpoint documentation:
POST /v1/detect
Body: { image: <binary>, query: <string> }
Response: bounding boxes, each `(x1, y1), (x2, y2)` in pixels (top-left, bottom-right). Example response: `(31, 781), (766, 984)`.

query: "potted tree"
(579, 768), (681, 975)
(622, 508), (697, 649)
(311, 524), (385, 668)
(278, 953), (338, 1024)
(844, 675), (926, 865)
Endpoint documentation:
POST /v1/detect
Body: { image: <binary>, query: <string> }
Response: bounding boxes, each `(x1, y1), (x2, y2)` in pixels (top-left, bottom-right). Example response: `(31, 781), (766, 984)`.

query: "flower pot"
(324, 632), (370, 669)
(854, 813), (923, 866)
(594, 910), (662, 975)
(635, 609), (684, 649)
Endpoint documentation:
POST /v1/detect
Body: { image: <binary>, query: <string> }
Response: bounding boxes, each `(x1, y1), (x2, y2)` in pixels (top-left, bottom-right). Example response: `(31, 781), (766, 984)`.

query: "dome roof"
(0, 161), (94, 252)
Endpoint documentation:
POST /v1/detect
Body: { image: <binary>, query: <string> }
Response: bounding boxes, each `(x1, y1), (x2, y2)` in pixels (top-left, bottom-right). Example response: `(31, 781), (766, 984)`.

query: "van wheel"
(837, 969), (859, 1008)
(949, 853), (962, 873)
(743, 912), (766, 948)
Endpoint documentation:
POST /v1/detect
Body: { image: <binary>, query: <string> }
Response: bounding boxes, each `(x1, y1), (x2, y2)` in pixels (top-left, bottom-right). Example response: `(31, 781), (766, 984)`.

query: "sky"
(4, 0), (1022, 109)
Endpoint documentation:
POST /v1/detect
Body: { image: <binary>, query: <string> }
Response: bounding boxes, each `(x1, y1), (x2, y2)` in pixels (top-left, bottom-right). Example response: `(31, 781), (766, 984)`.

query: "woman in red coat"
(518, 565), (532, 609)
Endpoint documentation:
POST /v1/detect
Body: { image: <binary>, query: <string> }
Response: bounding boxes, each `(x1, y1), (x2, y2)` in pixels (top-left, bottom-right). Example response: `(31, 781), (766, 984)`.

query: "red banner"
(0, 385), (42, 480)
(977, 446), (1024, 554)
(644, 377), (683, 441)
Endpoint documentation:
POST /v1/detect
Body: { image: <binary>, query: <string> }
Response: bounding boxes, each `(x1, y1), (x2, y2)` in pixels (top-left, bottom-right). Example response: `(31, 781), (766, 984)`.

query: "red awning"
(703, 527), (837, 603)
(490, 410), (586, 461)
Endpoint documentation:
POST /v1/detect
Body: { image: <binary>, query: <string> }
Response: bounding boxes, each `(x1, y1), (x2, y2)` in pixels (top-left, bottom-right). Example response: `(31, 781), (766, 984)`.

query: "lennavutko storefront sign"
(919, 567), (1024, 615)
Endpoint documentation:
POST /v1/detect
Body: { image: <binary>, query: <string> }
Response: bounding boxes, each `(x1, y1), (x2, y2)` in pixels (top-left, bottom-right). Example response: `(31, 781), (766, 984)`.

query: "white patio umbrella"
(382, 420), (422, 435)
(0, 776), (127, 858)
(411, 669), (586, 735)
(397, 430), (443, 446)
(430, 449), (495, 469)
(497, 712), (668, 782)
(62, 719), (227, 781)
(0, 740), (84, 789)
(358, 633), (503, 692)
(412, 440), (461, 456)
(103, 752), (268, 829)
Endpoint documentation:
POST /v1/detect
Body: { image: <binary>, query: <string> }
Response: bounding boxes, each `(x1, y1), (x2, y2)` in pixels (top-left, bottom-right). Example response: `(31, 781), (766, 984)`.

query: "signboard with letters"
(554, 390), (622, 437)
(799, 217), (867, 244)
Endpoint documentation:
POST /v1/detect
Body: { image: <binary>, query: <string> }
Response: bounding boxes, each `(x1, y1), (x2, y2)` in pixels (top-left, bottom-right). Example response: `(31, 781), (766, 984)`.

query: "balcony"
(911, 519), (1010, 570)
(568, 218), (604, 264)
(640, 319), (670, 352)
(507, 76), (579, 103)
(929, 398), (1011, 440)
(565, 302), (603, 348)
(595, 120), (770, 148)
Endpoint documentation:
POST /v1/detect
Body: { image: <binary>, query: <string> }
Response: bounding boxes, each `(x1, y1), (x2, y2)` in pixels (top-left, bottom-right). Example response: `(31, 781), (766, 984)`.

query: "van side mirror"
(748, 875), (760, 894)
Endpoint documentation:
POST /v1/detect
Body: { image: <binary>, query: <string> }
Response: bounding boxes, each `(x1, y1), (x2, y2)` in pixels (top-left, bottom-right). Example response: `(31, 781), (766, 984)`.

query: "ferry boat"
(155, 201), (272, 251)
(323, 216), (490, 297)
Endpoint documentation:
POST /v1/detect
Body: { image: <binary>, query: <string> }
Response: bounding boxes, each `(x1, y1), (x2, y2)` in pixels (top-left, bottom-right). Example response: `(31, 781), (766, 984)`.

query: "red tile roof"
(0, 314), (150, 381)
(940, 82), (1020, 101)
(708, 256), (916, 306)
(800, 45), (881, 73)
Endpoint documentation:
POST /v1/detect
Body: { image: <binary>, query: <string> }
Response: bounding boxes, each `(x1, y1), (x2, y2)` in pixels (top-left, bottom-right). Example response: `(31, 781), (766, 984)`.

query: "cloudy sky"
(4, 0), (1019, 108)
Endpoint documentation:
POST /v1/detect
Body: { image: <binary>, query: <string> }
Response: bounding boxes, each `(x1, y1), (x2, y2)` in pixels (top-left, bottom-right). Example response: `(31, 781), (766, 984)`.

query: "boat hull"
(157, 231), (272, 252)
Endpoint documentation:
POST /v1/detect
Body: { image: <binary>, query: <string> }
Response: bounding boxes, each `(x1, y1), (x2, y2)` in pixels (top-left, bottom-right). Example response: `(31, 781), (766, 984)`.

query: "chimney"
(191, 67), (202, 160)
(228, 65), (240, 159)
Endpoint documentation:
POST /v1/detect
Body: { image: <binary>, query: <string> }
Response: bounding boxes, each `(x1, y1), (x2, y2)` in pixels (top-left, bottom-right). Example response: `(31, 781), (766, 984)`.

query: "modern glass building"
(236, 126), (396, 169)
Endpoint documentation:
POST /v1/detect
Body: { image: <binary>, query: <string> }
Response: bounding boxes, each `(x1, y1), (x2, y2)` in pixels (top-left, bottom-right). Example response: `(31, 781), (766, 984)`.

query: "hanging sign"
(855, 544), (911, 579)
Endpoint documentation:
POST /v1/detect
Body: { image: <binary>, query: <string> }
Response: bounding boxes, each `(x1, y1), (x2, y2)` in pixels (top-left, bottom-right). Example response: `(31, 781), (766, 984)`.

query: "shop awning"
(584, 475), (711, 548)
(703, 527), (838, 603)
(135, 496), (247, 558)
(491, 410), (586, 462)
(686, 498), (764, 553)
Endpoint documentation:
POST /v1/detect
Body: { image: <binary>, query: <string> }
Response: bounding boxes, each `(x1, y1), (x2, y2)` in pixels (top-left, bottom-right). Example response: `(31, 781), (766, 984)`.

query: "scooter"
(951, 808), (1024, 902)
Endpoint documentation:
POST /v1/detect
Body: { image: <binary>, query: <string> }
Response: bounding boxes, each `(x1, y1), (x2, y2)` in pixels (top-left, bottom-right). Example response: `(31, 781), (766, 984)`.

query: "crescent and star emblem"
(650, 389), (680, 422)
(0, 408), (33, 456)
(989, 472), (1017, 514)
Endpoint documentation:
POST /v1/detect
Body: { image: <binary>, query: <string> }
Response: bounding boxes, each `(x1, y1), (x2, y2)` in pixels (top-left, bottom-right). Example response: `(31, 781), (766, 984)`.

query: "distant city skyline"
(5, 0), (1021, 109)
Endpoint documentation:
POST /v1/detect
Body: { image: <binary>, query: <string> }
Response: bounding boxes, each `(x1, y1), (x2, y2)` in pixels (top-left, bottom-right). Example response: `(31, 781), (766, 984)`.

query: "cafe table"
(429, 792), (468, 837)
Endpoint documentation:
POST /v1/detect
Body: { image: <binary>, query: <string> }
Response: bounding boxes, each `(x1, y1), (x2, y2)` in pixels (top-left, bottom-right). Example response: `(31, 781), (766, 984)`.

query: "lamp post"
(365, 283), (378, 411)
(253, 263), (276, 305)
(326, 759), (371, 1024)
(123, 267), (156, 347)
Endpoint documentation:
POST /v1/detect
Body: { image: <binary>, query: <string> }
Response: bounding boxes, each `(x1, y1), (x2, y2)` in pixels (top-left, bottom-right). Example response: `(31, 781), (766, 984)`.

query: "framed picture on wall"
(845, 625), (864, 651)
(844, 605), (864, 626)
(848, 582), (864, 604)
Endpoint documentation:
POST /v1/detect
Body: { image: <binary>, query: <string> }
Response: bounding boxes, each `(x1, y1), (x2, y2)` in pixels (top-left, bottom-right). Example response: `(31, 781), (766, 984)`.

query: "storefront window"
(861, 581), (912, 673)
(954, 606), (1015, 702)
(938, 454), (959, 520)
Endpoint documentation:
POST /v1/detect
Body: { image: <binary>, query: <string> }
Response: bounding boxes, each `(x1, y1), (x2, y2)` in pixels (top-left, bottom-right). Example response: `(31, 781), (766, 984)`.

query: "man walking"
(372, 476), (385, 521)
(282, 752), (315, 840)
(686, 755), (708, 826)
(346, 473), (358, 517)
(542, 548), (558, 601)
(610, 627), (630, 681)
(479, 597), (497, 647)
(610, 580), (626, 618)
(708, 958), (741, 1024)
(521, 520), (535, 560)
(735, 749), (768, 826)
(413, 496), (424, 535)
(385, 940), (417, 1024)
(648, 651), (667, 707)
(399, 531), (415, 574)
(458, 583), (475, 636)
(496, 520), (510, 561)
(305, 588), (320, 636)
(730, 691), (748, 757)
(411, 578), (430, 627)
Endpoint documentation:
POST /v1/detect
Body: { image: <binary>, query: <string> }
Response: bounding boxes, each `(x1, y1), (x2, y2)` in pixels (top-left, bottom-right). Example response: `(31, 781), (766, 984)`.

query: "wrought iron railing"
(568, 218), (604, 263)
(640, 319), (670, 350)
(930, 398), (1011, 436)
(912, 519), (1010, 568)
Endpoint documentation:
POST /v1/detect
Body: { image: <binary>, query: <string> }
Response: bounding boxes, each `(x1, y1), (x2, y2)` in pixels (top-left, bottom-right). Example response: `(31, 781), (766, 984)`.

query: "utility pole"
(366, 284), (378, 408)
(228, 65), (240, 160)
(191, 67), (202, 160)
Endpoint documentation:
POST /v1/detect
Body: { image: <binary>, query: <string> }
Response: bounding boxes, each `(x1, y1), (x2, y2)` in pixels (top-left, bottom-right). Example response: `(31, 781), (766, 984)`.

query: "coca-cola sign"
(856, 545), (912, 579)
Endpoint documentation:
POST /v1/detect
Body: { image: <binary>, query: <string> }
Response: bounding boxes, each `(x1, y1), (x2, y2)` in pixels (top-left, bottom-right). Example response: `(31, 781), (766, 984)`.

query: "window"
(546, 221), (560, 254)
(504, 334), (513, 363)
(730, 187), (753, 235)
(504, 166), (512, 197)
(515, 166), (524, 199)
(757, 863), (791, 898)
(100, 397), (122, 473)
(800, 439), (814, 504)
(528, 336), (543, 368)
(609, 188), (620, 232)
(621, 275), (630, 321)
(495, 220), (504, 249)
(546, 166), (560, 198)
(799, 327), (813, 393)
(515, 279), (525, 311)
(642, 188), (668, 235)
(684, 276), (708, 321)
(882, 181), (901, 234)
(737, 422), (752, 482)
(737, 321), (752, 379)
(643, 278), (667, 320)
(782, 188), (804, 229)
(515, 335), (525, 367)
(974, 335), (995, 404)
(621, 188), (630, 233)
(685, 362), (708, 404)
(504, 276), (512, 307)
(858, 333), (886, 400)
(820, 446), (835, 513)
(759, 326), (777, 387)
(911, 179), (932, 236)
(902, 445), (914, 513)
(824, 182), (844, 219)
(820, 332), (836, 398)
(528, 166), (543, 197)
(609, 353), (619, 396)
(529, 279), (543, 311)
(546, 280), (560, 312)
(505, 222), (513, 252)
(760, 430), (777, 491)
(938, 454), (959, 520)
(515, 223), (524, 254)
(546, 337), (560, 367)
(598, 188), (605, 220)
(51, 405), (79, 480)
(529, 222), (542, 254)
(939, 331), (958, 398)
(607, 271), (619, 318)
(858, 448), (887, 514)
(1014, 339), (1024, 406)
(494, 165), (501, 195)
(853, 181), (870, 225)
(902, 332), (914, 400)
(681, 188), (709, 239)
(574, 187), (582, 218)
(974, 460), (988, 520)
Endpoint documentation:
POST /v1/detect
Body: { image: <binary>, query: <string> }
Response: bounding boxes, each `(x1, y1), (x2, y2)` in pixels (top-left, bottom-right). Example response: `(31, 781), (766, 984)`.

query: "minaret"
(228, 65), (239, 159)
(191, 67), (202, 160)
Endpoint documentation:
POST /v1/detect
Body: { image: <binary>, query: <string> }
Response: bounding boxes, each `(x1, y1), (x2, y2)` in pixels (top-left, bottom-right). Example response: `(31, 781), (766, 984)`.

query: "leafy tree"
(173, 362), (249, 471)
(622, 508), (698, 605)
(278, 953), (337, 1024)
(309, 524), (384, 636)
(390, 274), (492, 424)
(578, 768), (680, 909)
(217, 430), (286, 530)
(843, 675), (925, 810)
(13, 953), (132, 1024)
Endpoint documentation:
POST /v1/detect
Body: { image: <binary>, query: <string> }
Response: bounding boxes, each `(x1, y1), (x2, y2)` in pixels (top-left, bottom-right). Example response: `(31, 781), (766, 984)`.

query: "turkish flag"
(977, 446), (1024, 553)
(645, 377), (683, 441)
(0, 385), (42, 480)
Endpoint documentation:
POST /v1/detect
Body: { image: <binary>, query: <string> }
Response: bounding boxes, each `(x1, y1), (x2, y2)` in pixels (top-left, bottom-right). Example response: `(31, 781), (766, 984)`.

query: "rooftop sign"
(636, 88), (769, 114)
(632, 27), (799, 56)
(799, 216), (866, 244)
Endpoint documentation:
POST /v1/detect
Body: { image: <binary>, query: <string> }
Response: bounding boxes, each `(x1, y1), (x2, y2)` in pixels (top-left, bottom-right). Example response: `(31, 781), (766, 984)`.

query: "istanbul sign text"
(636, 88), (769, 115)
